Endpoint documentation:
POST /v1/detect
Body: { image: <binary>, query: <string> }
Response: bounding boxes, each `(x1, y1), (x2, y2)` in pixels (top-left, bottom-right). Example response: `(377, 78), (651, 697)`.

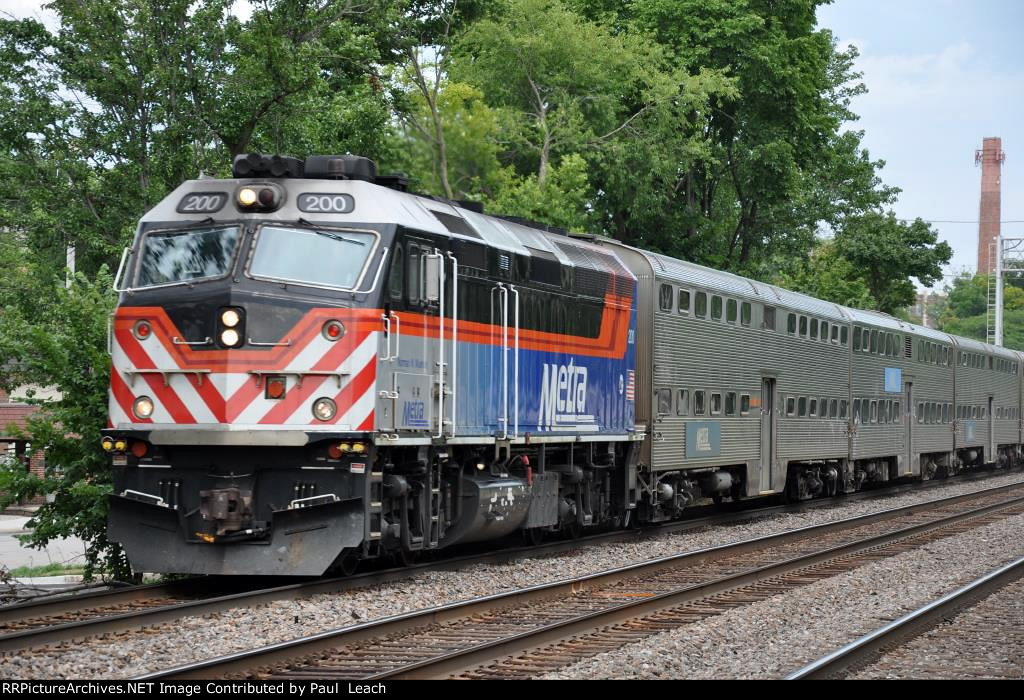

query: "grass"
(5, 562), (86, 578)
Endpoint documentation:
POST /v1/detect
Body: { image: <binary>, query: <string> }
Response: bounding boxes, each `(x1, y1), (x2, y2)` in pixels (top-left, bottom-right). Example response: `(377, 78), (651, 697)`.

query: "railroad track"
(6, 468), (1011, 654)
(135, 479), (1024, 680)
(786, 554), (1024, 680)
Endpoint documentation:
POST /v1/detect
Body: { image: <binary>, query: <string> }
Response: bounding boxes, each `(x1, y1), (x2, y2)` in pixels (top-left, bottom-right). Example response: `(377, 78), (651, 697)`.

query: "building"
(0, 388), (46, 509)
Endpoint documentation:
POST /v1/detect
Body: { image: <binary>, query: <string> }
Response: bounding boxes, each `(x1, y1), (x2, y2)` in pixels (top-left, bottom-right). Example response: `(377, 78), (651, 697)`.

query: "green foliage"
(771, 240), (875, 309)
(0, 271), (123, 581)
(832, 212), (951, 314)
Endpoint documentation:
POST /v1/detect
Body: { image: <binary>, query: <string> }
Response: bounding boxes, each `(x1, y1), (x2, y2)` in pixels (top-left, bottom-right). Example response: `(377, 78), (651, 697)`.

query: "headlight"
(132, 396), (154, 420)
(220, 328), (240, 347)
(221, 309), (241, 328)
(238, 187), (257, 206)
(312, 397), (337, 421)
(101, 437), (114, 452)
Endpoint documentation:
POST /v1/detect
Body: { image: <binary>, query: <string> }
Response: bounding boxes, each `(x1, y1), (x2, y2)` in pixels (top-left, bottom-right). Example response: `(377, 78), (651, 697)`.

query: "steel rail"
(135, 481), (1024, 680)
(2, 467), (1018, 653)
(785, 554), (1024, 680)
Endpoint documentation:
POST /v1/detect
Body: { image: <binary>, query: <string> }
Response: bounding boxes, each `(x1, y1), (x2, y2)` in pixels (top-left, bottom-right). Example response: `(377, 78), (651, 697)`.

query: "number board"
(176, 192), (228, 214)
(297, 193), (355, 214)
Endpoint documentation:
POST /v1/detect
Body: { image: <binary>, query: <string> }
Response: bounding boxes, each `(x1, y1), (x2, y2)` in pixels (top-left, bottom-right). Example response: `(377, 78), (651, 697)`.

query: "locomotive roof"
(143, 178), (636, 281)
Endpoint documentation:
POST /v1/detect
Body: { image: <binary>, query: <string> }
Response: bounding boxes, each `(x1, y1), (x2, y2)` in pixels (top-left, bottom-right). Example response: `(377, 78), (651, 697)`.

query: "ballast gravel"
(541, 510), (1024, 680)
(2, 471), (1024, 679)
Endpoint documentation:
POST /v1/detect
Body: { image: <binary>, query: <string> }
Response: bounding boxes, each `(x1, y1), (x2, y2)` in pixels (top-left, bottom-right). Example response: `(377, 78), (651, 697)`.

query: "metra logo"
(696, 427), (711, 452)
(402, 400), (429, 428)
(538, 360), (598, 431)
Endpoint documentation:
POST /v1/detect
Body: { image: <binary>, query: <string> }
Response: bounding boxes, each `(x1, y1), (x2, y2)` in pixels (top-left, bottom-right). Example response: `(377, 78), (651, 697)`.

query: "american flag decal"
(626, 370), (635, 401)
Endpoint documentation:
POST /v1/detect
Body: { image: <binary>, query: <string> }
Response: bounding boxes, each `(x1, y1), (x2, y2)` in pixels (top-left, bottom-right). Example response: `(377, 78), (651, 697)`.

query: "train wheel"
(395, 548), (420, 567)
(524, 527), (545, 546)
(337, 551), (360, 577)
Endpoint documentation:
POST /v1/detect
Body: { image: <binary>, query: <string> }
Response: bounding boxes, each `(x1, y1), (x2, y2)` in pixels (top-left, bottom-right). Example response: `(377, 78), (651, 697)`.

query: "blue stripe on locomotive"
(453, 290), (637, 436)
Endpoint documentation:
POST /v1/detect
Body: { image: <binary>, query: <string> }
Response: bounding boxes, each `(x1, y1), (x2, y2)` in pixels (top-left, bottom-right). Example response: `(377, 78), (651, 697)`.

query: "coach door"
(760, 377), (776, 491)
(988, 396), (995, 462)
(905, 381), (913, 476)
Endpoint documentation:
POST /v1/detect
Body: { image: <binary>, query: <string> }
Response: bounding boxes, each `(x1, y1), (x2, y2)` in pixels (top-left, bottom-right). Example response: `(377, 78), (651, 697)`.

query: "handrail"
(112, 247), (131, 293)
(511, 285), (520, 440)
(431, 250), (446, 440)
(447, 252), (458, 438)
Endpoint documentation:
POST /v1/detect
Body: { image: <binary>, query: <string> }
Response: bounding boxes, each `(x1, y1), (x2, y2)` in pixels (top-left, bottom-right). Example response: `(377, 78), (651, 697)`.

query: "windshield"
(135, 225), (241, 287)
(249, 225), (377, 290)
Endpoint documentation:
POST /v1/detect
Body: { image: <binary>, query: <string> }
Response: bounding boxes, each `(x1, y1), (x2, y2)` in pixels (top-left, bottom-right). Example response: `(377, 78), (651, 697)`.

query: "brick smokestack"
(976, 137), (1005, 275)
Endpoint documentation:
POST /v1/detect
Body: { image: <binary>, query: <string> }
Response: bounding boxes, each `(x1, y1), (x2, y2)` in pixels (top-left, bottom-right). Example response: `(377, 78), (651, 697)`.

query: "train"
(104, 152), (1022, 576)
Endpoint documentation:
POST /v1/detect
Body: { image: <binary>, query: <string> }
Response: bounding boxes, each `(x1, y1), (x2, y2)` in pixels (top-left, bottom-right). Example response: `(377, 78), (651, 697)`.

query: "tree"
(833, 212), (951, 314)
(771, 240), (875, 309)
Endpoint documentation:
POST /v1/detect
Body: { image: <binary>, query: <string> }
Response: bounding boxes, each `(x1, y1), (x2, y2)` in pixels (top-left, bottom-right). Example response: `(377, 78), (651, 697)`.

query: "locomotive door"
(759, 377), (776, 491)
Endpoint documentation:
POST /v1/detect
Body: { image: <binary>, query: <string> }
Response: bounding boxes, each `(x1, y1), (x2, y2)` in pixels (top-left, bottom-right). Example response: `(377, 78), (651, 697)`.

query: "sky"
(816, 0), (1024, 287)
(1, 1), (1022, 290)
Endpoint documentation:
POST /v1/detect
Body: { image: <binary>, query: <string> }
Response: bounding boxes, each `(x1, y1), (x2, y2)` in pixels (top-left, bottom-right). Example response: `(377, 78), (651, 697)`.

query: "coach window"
(869, 400), (877, 423)
(945, 404), (951, 423)
(798, 396), (807, 417)
(810, 318), (819, 340)
(787, 313), (797, 335)
(741, 301), (752, 327)
(726, 298), (738, 324)
(809, 398), (817, 417)
(853, 326), (862, 350)
(881, 400), (889, 423)
(862, 398), (871, 421)
(740, 394), (751, 415)
(943, 347), (949, 365)
(711, 296), (723, 321)
(695, 292), (708, 318)
(678, 290), (691, 315)
(839, 400), (848, 419)
(886, 335), (895, 357)
(799, 316), (808, 338)
(918, 402), (924, 424)
(694, 391), (706, 415)
(820, 321), (829, 342)
(659, 284), (673, 311)
(786, 396), (796, 416)
(868, 329), (877, 353)
(763, 306), (776, 330)
(677, 389), (689, 416)
(956, 405), (962, 420)
(831, 324), (839, 344)
(841, 326), (848, 346)
(997, 406), (1003, 420)
(982, 405), (988, 419)
(711, 393), (723, 415)
(894, 401), (901, 420)
(725, 392), (736, 416)
(974, 405), (980, 419)
(820, 397), (829, 418)
(853, 399), (861, 422)
(657, 389), (671, 415)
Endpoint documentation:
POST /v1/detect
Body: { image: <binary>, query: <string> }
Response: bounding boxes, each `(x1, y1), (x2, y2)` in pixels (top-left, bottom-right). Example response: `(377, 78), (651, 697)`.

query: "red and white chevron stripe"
(108, 308), (378, 431)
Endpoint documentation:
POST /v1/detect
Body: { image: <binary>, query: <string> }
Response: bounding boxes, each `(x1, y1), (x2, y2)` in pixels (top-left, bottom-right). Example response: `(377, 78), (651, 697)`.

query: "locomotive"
(105, 152), (1023, 576)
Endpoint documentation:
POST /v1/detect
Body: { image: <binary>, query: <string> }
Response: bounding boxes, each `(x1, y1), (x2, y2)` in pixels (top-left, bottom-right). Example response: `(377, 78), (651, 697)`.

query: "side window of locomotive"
(763, 306), (776, 331)
(407, 244), (423, 305)
(711, 295), (723, 321)
(694, 391), (706, 415)
(678, 290), (691, 315)
(726, 298), (737, 324)
(740, 301), (751, 327)
(659, 284), (673, 311)
(677, 389), (689, 416)
(695, 292), (708, 318)
(388, 244), (405, 300)
(656, 389), (672, 415)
